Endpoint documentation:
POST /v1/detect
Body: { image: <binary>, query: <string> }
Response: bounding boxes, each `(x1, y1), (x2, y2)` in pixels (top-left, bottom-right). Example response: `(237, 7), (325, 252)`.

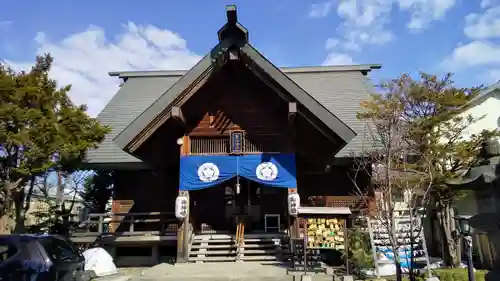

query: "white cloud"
(6, 22), (201, 117)
(325, 38), (339, 49)
(317, 0), (456, 65)
(326, 0), (455, 53)
(0, 21), (12, 31)
(336, 0), (394, 49)
(398, 0), (456, 30)
(441, 41), (500, 70)
(316, 0), (456, 65)
(322, 52), (355, 65)
(309, 2), (334, 18)
(480, 0), (500, 8)
(464, 7), (500, 39)
(486, 69), (500, 83)
(441, 4), (500, 84)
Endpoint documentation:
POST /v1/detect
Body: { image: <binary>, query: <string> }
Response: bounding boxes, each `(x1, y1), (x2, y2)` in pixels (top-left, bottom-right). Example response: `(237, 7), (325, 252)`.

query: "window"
(39, 237), (80, 262)
(0, 240), (19, 264)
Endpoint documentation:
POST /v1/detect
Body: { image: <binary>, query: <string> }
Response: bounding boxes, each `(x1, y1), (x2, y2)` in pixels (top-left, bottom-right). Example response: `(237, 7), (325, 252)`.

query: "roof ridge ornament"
(217, 5), (249, 43)
(226, 5), (237, 24)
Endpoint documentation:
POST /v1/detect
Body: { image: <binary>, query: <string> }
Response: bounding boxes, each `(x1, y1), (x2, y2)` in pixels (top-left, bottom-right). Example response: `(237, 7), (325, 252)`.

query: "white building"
(453, 81), (500, 216)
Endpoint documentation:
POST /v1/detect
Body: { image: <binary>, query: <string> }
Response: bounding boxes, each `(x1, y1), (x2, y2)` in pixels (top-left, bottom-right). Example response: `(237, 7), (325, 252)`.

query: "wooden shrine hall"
(80, 5), (379, 265)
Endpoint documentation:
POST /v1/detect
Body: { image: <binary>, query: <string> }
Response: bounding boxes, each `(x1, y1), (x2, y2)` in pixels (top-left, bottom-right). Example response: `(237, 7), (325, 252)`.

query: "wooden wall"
(109, 61), (371, 230)
(182, 62), (292, 151)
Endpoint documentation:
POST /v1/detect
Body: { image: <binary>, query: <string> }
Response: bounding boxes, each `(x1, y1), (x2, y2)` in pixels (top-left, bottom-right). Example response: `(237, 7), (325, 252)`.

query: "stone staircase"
(189, 233), (285, 263)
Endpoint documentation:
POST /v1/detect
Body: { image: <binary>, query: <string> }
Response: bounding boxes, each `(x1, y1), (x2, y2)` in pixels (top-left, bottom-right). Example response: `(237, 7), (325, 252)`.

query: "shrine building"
(80, 5), (379, 265)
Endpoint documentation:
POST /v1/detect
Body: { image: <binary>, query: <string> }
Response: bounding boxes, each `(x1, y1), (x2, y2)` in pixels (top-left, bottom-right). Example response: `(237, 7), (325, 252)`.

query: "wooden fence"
(70, 212), (179, 243)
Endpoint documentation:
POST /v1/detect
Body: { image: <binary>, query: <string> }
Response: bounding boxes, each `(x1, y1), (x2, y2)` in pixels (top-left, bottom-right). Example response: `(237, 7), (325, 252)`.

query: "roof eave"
(113, 53), (215, 151)
(240, 43), (356, 144)
(108, 64), (382, 79)
(463, 81), (500, 108)
(113, 41), (359, 152)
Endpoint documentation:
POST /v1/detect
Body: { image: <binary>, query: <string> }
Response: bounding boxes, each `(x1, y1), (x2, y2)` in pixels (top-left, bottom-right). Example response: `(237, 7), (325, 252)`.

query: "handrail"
(74, 212), (178, 235)
(235, 218), (245, 261)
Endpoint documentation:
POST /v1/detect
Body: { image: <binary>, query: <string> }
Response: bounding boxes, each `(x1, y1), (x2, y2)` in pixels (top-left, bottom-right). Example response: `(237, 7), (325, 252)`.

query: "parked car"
(0, 234), (86, 281)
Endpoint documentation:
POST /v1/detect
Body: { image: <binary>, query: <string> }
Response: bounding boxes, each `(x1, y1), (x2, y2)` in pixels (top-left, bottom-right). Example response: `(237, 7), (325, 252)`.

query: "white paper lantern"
(287, 192), (300, 216)
(175, 196), (189, 219)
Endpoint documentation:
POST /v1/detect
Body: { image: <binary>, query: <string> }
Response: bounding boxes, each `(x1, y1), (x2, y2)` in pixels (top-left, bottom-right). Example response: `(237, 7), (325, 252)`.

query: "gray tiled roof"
(86, 66), (376, 165)
(286, 70), (374, 157)
(86, 75), (183, 165)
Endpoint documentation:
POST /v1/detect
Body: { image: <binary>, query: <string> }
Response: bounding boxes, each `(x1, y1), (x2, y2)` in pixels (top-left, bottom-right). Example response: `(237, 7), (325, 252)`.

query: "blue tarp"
(179, 153), (297, 191)
(377, 247), (414, 268)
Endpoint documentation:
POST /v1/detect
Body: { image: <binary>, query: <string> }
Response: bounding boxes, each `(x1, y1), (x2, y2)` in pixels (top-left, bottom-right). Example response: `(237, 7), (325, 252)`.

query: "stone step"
(189, 256), (236, 262)
(193, 233), (285, 240)
(190, 249), (276, 256)
(192, 238), (281, 243)
(191, 242), (277, 249)
(241, 244), (276, 249)
(191, 244), (236, 249)
(242, 238), (281, 243)
(241, 249), (276, 254)
(192, 239), (235, 244)
(240, 255), (276, 261)
(189, 249), (237, 255)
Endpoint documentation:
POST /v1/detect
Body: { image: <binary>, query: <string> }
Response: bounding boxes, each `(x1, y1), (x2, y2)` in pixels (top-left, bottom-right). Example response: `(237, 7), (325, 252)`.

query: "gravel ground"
(117, 267), (149, 277)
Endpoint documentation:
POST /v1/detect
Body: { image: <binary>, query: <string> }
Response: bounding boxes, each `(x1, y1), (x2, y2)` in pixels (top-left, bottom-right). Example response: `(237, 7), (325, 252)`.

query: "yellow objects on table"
(306, 217), (345, 250)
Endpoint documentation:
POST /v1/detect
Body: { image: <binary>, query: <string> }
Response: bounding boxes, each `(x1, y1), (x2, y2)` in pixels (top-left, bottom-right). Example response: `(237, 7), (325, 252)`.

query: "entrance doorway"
(190, 178), (288, 234)
(224, 178), (261, 231)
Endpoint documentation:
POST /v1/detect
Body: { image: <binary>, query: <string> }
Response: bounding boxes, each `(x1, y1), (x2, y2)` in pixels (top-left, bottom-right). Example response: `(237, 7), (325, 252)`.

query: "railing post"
(159, 216), (165, 235)
(98, 215), (104, 233)
(129, 215), (135, 233)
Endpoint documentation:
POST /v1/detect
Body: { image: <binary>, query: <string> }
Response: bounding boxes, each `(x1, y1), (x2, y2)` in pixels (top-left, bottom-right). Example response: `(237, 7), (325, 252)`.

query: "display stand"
(287, 206), (352, 276)
(367, 214), (432, 278)
(288, 238), (326, 274)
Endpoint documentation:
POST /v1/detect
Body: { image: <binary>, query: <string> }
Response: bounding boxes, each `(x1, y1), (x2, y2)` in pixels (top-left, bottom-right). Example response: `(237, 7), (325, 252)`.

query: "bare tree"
(351, 91), (434, 281)
(55, 171), (90, 235)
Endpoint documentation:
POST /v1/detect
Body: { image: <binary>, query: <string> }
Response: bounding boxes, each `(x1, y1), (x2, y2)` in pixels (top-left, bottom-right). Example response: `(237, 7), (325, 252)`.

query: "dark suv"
(0, 234), (85, 281)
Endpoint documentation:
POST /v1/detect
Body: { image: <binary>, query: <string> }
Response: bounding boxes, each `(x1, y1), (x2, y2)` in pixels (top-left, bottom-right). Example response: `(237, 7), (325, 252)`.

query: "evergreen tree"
(0, 54), (110, 233)
(80, 171), (114, 214)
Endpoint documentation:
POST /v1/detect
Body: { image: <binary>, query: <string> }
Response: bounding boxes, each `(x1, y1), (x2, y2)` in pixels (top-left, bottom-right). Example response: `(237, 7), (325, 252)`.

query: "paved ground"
(126, 262), (336, 281)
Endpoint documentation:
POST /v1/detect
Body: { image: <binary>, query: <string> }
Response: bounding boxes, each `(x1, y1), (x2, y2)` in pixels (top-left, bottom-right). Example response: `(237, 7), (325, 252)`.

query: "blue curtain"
(179, 153), (297, 191)
(179, 155), (238, 191)
(238, 154), (297, 188)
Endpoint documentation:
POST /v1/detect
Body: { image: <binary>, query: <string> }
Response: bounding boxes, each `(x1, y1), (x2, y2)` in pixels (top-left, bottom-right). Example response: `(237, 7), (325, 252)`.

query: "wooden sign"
(230, 130), (244, 154)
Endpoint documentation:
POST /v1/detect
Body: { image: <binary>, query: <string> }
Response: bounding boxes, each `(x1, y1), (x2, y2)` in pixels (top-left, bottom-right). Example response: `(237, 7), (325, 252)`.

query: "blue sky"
(1, 0), (500, 116)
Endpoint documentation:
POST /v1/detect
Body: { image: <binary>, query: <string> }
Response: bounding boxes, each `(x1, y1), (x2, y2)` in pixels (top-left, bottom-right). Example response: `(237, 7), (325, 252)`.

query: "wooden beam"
(288, 102), (297, 124)
(171, 106), (186, 124)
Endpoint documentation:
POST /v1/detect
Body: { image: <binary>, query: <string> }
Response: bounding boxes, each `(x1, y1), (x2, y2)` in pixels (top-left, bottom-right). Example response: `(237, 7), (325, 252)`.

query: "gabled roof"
(85, 65), (378, 167)
(112, 6), (378, 153)
(84, 6), (381, 168)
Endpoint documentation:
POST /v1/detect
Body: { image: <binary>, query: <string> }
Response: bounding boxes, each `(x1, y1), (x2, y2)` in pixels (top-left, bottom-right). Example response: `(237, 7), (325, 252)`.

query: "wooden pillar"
(176, 135), (190, 263)
(288, 188), (299, 239)
(288, 102), (299, 240)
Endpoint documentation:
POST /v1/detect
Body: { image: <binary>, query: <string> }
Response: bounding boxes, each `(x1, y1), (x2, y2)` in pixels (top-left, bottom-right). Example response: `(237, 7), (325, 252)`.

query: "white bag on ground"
(83, 247), (118, 277)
